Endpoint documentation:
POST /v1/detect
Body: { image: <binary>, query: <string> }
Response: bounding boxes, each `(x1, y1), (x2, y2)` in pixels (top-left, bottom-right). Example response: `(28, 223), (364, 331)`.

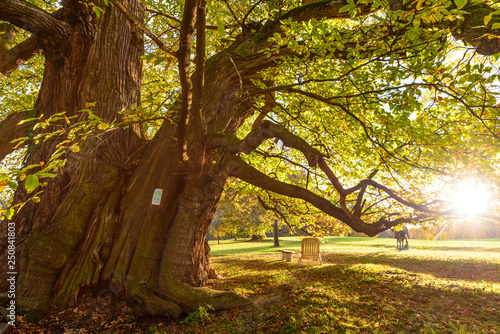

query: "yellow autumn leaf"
(69, 144), (80, 153)
(416, 0), (424, 11)
(485, 12), (493, 26)
(0, 180), (8, 192)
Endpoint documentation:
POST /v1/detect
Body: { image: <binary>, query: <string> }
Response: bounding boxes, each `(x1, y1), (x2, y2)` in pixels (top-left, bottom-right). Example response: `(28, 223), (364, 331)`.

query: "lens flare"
(451, 181), (491, 216)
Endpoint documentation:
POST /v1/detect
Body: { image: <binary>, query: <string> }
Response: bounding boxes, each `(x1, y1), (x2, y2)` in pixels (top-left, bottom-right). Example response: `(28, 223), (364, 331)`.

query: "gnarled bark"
(0, 111), (30, 161)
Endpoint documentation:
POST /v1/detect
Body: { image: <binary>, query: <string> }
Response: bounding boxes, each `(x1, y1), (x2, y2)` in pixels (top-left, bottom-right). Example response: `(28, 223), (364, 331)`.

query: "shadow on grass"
(214, 257), (291, 273)
(283, 264), (500, 333)
(323, 252), (500, 283)
(211, 256), (500, 333)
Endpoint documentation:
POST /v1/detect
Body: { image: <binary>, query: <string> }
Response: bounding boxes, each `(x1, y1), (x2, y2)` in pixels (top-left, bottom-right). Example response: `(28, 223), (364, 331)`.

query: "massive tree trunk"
(0, 0), (251, 319)
(3, 0), (148, 318)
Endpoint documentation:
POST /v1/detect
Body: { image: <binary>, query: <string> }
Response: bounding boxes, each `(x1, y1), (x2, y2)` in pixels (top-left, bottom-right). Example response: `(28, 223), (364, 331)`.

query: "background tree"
(1, 0), (500, 319)
(209, 185), (275, 240)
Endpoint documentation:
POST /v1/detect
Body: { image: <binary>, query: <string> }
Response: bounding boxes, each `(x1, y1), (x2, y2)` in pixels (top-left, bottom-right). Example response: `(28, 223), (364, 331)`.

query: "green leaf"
(339, 5), (351, 13)
(216, 16), (225, 37)
(25, 174), (40, 194)
(491, 22), (500, 30)
(5, 208), (14, 219)
(454, 0), (467, 10)
(92, 5), (104, 18)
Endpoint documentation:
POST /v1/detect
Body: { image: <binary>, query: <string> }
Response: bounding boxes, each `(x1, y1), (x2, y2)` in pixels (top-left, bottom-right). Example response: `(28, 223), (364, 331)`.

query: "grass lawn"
(200, 237), (500, 333)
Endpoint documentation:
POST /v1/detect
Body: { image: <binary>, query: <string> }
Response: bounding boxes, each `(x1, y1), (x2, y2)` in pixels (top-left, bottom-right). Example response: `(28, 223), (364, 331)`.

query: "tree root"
(132, 282), (250, 318)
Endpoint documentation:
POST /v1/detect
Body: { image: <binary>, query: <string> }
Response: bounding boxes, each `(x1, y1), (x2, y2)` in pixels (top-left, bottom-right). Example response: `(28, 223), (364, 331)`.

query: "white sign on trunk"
(152, 188), (163, 205)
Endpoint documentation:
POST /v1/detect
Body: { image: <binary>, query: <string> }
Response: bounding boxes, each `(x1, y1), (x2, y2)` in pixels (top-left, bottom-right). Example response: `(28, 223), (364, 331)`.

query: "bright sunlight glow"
(450, 181), (491, 216)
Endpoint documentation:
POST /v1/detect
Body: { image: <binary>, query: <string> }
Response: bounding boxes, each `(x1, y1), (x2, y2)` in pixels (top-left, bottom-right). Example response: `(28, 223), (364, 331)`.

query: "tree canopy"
(2, 0), (500, 234)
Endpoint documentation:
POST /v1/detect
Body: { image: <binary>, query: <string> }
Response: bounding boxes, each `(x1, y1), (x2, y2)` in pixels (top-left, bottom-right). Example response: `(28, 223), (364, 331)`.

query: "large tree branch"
(223, 154), (351, 225)
(211, 121), (459, 235)
(0, 35), (41, 75)
(0, 111), (31, 161)
(176, 0), (206, 174)
(208, 120), (323, 166)
(0, 8), (66, 76)
(0, 0), (69, 45)
(223, 153), (417, 236)
(282, 1), (500, 56)
(261, 0), (376, 36)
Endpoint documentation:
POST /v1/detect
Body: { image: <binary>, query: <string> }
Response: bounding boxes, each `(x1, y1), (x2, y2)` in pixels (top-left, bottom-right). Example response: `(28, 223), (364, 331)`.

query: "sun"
(450, 181), (491, 216)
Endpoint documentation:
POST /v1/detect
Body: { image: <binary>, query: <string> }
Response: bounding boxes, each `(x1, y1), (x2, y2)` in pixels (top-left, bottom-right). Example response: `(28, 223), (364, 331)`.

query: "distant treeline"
(373, 221), (500, 239)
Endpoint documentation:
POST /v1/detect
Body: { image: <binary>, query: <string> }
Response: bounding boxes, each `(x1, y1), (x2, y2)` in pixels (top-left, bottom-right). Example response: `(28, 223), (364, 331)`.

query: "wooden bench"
(278, 250), (294, 262)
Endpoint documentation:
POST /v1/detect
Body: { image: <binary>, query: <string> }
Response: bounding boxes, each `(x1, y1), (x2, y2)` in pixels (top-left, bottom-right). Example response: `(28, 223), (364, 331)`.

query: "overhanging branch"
(223, 153), (420, 236)
(212, 121), (458, 236)
(263, 0), (376, 36)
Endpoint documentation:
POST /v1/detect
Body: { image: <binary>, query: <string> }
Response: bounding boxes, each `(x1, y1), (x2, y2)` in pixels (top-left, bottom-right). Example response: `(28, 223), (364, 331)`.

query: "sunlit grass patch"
(206, 237), (500, 333)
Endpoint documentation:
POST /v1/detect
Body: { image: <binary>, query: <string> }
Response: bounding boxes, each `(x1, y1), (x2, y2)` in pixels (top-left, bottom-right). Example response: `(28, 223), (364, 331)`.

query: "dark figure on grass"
(393, 226), (409, 250)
